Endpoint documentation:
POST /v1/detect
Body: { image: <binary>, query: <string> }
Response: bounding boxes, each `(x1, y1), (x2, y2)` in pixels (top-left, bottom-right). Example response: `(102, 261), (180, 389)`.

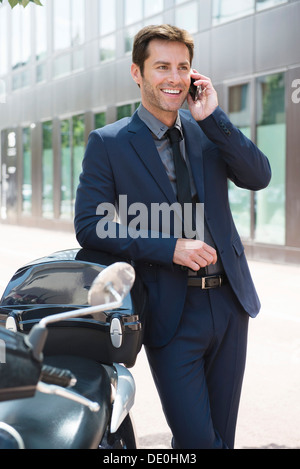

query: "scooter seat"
(0, 356), (112, 449)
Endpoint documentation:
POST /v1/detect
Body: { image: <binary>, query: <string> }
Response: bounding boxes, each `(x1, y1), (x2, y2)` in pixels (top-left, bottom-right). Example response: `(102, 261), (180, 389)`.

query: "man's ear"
(131, 63), (142, 87)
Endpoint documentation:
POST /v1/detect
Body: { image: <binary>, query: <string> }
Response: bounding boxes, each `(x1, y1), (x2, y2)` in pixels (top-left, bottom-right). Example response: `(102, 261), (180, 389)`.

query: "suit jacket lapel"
(128, 112), (177, 205)
(127, 110), (205, 205)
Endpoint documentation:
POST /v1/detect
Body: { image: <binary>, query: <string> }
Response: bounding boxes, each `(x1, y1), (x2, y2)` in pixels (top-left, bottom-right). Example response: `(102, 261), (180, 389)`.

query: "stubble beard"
(141, 77), (187, 116)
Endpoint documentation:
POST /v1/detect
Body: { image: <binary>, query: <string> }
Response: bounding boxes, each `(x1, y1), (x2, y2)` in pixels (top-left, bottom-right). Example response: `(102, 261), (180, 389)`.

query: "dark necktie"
(166, 127), (192, 207)
(167, 129), (223, 274)
(166, 127), (194, 237)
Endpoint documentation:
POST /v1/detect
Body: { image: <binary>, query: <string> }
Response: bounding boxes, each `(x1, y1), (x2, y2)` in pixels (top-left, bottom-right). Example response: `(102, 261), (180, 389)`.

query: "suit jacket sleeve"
(198, 107), (271, 190)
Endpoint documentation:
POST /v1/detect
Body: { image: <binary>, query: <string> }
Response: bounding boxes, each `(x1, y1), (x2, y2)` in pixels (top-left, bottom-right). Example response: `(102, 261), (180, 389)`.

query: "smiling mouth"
(161, 89), (182, 95)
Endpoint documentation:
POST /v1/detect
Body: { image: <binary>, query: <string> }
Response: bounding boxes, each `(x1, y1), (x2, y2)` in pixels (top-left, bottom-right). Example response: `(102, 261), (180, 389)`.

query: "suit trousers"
(145, 283), (249, 449)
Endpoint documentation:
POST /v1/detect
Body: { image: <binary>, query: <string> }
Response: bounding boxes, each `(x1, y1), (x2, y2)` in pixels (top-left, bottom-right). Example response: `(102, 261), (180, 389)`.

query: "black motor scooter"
(0, 249), (146, 449)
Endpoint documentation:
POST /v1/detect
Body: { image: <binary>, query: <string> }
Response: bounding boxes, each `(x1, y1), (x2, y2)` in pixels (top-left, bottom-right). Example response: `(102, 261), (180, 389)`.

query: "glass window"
(12, 70), (30, 91)
(95, 112), (106, 128)
(53, 53), (72, 79)
(11, 8), (22, 68)
(35, 3), (47, 61)
(60, 115), (85, 219)
(42, 121), (54, 218)
(0, 5), (8, 76)
(71, 0), (85, 46)
(60, 119), (72, 219)
(255, 73), (286, 245)
(35, 2), (47, 83)
(143, 14), (164, 27)
(117, 102), (140, 119)
(72, 115), (85, 212)
(54, 0), (71, 51)
(256, 0), (287, 11)
(53, 0), (85, 77)
(22, 6), (32, 67)
(23, 69), (30, 88)
(53, 51), (84, 79)
(228, 84), (252, 239)
(11, 4), (32, 69)
(213, 0), (255, 25)
(73, 49), (84, 71)
(175, 1), (198, 34)
(12, 74), (22, 91)
(2, 130), (17, 219)
(99, 0), (116, 35)
(0, 79), (6, 104)
(54, 0), (85, 51)
(100, 34), (116, 62)
(144, 0), (163, 17)
(125, 0), (143, 25)
(125, 23), (142, 53)
(117, 104), (132, 120)
(36, 63), (47, 83)
(22, 128), (32, 215)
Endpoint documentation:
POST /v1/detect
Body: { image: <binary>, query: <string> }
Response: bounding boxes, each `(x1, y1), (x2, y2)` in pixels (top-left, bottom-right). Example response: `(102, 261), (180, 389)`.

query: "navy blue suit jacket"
(74, 106), (271, 347)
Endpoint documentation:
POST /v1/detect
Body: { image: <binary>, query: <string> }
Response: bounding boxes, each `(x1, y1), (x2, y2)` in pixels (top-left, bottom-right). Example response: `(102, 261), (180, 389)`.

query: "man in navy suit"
(75, 25), (271, 449)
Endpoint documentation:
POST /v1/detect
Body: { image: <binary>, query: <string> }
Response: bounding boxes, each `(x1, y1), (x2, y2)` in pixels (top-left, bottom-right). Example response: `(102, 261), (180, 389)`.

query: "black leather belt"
(187, 274), (227, 289)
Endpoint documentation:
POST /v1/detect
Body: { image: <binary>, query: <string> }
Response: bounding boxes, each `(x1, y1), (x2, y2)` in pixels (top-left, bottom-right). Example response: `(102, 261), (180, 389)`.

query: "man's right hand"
(173, 238), (217, 271)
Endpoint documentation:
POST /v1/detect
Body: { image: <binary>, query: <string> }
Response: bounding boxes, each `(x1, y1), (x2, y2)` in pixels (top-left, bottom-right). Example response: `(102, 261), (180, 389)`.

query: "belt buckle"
(201, 275), (222, 289)
(202, 276), (209, 289)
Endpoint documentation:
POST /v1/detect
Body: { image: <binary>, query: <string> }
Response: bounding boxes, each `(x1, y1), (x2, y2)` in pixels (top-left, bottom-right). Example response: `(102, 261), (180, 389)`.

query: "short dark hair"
(132, 24), (194, 76)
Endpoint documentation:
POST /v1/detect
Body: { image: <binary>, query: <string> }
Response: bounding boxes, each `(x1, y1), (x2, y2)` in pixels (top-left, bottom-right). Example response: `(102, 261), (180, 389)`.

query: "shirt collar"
(137, 104), (183, 140)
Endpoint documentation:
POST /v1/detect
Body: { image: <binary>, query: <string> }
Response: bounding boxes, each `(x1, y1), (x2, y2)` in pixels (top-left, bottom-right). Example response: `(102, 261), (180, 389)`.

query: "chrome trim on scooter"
(0, 422), (25, 449)
(110, 363), (135, 434)
(36, 381), (100, 412)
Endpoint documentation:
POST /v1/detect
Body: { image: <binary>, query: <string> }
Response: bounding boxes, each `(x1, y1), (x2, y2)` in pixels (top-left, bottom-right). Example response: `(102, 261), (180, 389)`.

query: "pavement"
(0, 222), (299, 450)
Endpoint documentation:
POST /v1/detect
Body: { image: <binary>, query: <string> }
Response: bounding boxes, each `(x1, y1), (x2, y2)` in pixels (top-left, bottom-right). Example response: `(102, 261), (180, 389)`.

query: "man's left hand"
(187, 70), (218, 121)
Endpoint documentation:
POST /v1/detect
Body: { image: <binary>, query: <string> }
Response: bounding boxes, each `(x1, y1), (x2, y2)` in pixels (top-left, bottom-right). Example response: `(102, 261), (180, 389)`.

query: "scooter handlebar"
(40, 365), (77, 388)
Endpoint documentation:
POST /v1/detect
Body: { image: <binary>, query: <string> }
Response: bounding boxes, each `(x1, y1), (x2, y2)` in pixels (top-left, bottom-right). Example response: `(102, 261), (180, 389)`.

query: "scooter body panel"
(0, 249), (144, 449)
(0, 356), (111, 449)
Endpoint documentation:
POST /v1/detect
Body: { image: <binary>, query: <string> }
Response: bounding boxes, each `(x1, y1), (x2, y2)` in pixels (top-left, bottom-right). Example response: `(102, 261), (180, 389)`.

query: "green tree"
(0, 0), (42, 8)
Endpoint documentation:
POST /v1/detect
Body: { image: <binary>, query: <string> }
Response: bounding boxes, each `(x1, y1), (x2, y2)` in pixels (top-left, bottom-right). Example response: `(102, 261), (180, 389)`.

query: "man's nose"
(168, 69), (181, 84)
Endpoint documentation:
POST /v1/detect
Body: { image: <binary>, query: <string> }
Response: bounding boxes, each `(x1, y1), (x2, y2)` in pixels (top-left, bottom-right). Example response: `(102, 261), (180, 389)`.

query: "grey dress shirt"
(137, 104), (224, 275)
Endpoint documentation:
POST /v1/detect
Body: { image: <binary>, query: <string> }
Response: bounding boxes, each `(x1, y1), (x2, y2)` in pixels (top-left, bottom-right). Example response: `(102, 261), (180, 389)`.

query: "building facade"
(0, 0), (300, 263)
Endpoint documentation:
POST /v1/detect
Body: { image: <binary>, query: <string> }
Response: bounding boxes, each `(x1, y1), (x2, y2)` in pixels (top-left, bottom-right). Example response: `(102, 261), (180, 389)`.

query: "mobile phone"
(189, 78), (201, 101)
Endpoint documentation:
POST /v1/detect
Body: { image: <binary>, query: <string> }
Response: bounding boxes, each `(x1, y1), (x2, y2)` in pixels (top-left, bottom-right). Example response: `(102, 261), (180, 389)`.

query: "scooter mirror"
(88, 262), (135, 306)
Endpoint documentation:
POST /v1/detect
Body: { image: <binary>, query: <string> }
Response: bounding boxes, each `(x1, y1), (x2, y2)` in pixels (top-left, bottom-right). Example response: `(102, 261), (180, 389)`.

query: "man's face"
(131, 39), (192, 126)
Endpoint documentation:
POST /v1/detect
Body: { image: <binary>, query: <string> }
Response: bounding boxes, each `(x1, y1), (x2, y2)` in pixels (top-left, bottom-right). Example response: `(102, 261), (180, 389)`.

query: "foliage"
(0, 0), (42, 8)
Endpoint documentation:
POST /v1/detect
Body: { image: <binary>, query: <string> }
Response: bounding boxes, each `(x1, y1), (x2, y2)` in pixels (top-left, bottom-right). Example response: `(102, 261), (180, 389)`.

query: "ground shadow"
(240, 444), (300, 450)
(138, 432), (171, 449)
